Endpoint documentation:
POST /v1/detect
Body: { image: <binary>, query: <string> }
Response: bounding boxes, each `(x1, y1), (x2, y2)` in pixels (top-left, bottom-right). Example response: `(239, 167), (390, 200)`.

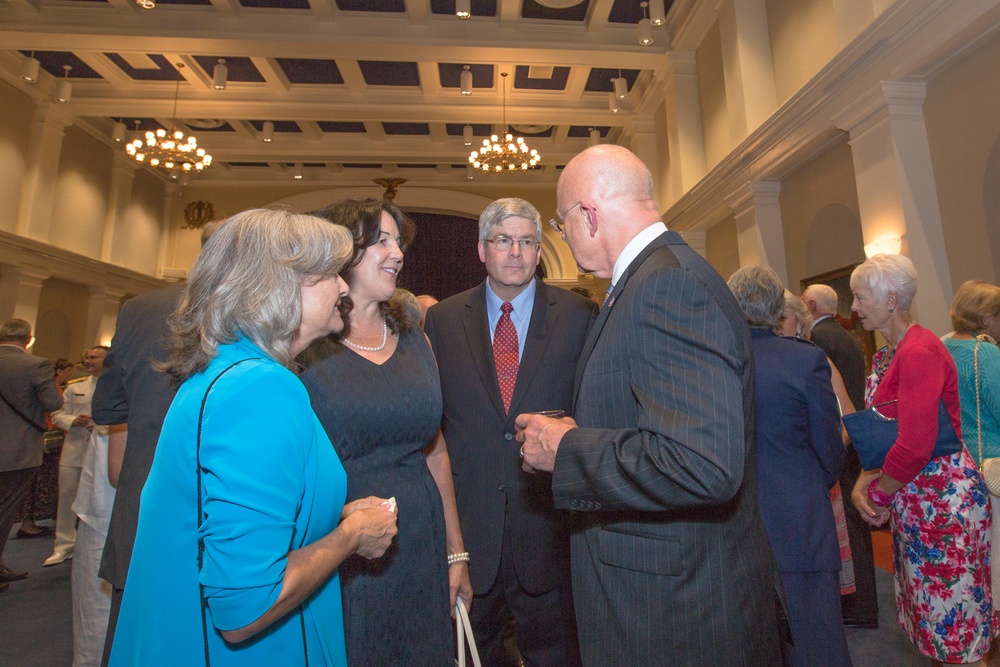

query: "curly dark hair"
(309, 198), (417, 338)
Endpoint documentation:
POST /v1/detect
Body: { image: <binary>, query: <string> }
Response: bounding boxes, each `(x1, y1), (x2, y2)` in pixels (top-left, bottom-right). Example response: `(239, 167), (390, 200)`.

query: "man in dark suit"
(92, 220), (219, 663)
(425, 198), (597, 667)
(801, 282), (878, 628)
(517, 145), (782, 666)
(0, 318), (63, 590)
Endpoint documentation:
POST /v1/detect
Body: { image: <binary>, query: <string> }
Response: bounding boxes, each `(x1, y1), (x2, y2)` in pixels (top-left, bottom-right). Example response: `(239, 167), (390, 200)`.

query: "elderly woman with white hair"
(850, 254), (994, 666)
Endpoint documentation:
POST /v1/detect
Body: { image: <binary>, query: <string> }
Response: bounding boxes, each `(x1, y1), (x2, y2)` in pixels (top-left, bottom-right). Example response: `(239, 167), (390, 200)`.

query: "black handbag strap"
(0, 386), (46, 432)
(195, 357), (310, 666)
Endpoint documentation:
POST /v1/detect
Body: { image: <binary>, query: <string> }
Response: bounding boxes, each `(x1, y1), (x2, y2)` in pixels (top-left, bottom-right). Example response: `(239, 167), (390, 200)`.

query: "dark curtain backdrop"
(398, 211), (546, 301)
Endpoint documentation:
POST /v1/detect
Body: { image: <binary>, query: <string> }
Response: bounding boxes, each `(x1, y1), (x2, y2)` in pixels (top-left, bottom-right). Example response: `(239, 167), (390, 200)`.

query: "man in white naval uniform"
(45, 346), (107, 567)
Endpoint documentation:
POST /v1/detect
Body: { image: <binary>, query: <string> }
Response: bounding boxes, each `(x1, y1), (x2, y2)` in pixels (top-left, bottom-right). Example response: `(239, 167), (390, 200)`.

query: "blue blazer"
(751, 330), (844, 573)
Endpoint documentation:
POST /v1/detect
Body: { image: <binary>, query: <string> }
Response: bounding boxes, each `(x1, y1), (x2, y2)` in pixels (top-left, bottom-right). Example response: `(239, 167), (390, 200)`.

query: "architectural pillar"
(717, 0), (778, 141)
(727, 181), (788, 285)
(85, 285), (126, 347)
(157, 184), (181, 278)
(0, 264), (52, 327)
(625, 118), (662, 203)
(102, 152), (139, 263)
(833, 81), (953, 334)
(662, 51), (707, 205)
(15, 102), (74, 241)
(680, 230), (708, 259)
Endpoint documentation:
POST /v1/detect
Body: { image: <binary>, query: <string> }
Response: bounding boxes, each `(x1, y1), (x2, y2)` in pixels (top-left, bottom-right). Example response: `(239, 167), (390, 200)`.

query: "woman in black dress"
(300, 199), (472, 666)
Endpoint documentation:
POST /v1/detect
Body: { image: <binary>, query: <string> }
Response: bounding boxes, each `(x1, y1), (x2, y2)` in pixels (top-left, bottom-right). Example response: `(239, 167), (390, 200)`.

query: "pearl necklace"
(342, 320), (388, 352)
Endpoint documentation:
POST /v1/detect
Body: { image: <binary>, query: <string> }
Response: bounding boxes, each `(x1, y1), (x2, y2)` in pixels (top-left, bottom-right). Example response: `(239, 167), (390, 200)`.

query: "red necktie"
(493, 302), (519, 413)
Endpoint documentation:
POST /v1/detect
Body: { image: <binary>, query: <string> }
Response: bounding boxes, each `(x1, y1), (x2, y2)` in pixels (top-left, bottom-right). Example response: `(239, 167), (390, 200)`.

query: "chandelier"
(469, 72), (540, 173)
(125, 63), (212, 175)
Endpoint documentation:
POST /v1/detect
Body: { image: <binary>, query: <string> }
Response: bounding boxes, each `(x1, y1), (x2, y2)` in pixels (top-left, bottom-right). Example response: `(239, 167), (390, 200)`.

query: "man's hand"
(514, 414), (576, 473)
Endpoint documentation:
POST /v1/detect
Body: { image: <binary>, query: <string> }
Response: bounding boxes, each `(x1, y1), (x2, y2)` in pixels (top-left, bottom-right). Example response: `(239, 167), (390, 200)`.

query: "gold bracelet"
(447, 551), (470, 565)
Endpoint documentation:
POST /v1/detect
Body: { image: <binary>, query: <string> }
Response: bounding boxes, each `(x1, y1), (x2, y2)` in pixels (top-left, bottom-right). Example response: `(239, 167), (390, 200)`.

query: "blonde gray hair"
(850, 254), (918, 310)
(950, 280), (1000, 334)
(728, 265), (785, 330)
(160, 209), (353, 386)
(479, 197), (543, 242)
(783, 290), (814, 338)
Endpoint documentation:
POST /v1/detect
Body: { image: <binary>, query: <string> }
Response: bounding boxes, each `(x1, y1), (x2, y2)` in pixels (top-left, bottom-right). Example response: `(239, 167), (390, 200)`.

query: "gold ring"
(519, 445), (525, 459)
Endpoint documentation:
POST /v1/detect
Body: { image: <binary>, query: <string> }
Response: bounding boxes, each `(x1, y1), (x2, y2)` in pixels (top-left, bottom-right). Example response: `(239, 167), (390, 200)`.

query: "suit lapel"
(507, 283), (555, 417)
(463, 281), (506, 416)
(571, 231), (674, 405)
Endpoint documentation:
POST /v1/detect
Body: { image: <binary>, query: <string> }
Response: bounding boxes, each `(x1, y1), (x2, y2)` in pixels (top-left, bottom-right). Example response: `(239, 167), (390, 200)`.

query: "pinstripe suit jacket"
(425, 280), (598, 594)
(551, 231), (782, 666)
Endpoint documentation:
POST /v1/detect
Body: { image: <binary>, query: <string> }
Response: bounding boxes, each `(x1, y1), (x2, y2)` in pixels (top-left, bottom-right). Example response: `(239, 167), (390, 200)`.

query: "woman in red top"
(851, 254), (994, 666)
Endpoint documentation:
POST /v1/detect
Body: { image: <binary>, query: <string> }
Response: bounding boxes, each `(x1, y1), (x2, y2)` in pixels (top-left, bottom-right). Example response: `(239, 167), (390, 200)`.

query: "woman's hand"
(342, 504), (398, 560)
(341, 495), (397, 521)
(852, 470), (891, 527)
(449, 561), (473, 616)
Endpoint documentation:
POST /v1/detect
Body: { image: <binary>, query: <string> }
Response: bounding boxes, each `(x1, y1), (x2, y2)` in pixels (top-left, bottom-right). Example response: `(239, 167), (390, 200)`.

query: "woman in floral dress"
(850, 253), (995, 666)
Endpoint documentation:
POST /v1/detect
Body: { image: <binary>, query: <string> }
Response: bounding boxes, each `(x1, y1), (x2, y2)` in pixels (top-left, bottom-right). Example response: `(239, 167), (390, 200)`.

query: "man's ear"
(583, 205), (598, 238)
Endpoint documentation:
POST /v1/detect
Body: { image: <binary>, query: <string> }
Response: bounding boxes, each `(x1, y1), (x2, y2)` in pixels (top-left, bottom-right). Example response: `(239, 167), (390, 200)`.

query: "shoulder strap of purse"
(0, 385), (46, 433)
(976, 336), (984, 470)
(194, 357), (309, 667)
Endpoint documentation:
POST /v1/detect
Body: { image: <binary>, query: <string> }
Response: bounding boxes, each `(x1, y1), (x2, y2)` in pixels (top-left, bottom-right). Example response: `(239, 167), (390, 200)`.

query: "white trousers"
(53, 464), (82, 557)
(71, 521), (112, 667)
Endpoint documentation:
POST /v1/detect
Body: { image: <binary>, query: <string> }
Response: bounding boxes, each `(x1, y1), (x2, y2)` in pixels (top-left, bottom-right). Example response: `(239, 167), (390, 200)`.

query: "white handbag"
(974, 335), (1000, 496)
(455, 598), (482, 667)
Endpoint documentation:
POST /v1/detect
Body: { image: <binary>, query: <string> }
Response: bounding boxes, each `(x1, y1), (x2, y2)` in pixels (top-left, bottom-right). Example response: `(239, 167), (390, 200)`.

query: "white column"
(680, 230), (708, 259)
(102, 153), (138, 263)
(625, 117), (663, 203)
(833, 81), (953, 334)
(157, 184), (181, 278)
(0, 264), (52, 326)
(15, 102), (74, 241)
(84, 285), (126, 347)
(662, 52), (707, 205)
(716, 0), (778, 141)
(727, 180), (788, 285)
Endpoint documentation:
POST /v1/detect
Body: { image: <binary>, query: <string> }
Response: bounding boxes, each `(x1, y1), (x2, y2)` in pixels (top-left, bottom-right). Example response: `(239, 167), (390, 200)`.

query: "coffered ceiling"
(0, 0), (679, 185)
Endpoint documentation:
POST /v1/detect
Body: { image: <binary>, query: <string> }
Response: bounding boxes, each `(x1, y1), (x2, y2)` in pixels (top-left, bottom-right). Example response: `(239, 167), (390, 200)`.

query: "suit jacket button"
(497, 483), (506, 492)
(504, 432), (513, 441)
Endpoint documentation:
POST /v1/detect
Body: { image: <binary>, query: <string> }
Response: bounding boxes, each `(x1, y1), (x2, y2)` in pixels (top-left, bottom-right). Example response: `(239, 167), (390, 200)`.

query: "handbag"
(843, 398), (963, 471)
(455, 598), (481, 667)
(195, 358), (309, 666)
(974, 335), (1000, 496)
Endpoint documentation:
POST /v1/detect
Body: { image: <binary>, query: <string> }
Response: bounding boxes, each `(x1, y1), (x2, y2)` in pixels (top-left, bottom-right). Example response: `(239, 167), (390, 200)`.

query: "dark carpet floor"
(1, 521), (931, 666)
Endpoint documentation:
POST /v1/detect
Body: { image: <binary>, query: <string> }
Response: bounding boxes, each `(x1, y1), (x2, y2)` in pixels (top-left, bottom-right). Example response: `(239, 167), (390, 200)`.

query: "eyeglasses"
(549, 201), (581, 232)
(485, 236), (539, 252)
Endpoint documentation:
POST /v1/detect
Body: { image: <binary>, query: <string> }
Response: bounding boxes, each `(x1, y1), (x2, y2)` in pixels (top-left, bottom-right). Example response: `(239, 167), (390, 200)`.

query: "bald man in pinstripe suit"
(517, 146), (783, 666)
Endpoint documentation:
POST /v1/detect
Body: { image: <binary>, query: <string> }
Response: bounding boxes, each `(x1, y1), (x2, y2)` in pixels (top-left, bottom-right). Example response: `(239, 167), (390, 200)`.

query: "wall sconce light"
(21, 53), (40, 82)
(466, 164), (474, 180)
(863, 236), (902, 258)
(293, 163), (303, 180)
(460, 65), (472, 96)
(589, 128), (601, 146)
(136, 0), (155, 8)
(649, 0), (666, 26)
(262, 120), (274, 142)
(463, 124), (473, 146)
(111, 120), (127, 143)
(55, 65), (72, 103)
(608, 92), (620, 113)
(613, 74), (628, 100)
(638, 2), (654, 46)
(213, 59), (228, 90)
(456, 0), (470, 19)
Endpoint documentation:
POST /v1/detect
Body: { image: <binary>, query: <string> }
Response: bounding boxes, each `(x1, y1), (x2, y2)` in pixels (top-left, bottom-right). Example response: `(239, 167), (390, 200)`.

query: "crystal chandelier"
(125, 63), (212, 175)
(469, 72), (540, 173)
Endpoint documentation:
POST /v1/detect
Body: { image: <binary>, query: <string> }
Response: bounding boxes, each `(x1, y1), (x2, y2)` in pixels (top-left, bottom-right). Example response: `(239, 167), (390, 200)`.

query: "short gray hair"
(0, 318), (31, 344)
(389, 289), (422, 330)
(159, 208), (354, 385)
(803, 284), (837, 315)
(850, 254), (918, 310)
(728, 265), (785, 330)
(478, 198), (542, 241)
